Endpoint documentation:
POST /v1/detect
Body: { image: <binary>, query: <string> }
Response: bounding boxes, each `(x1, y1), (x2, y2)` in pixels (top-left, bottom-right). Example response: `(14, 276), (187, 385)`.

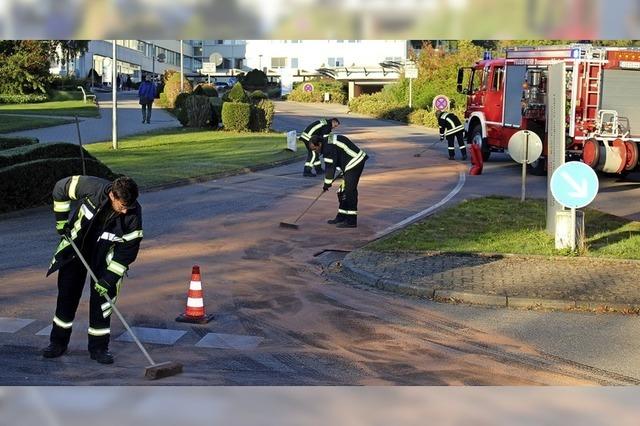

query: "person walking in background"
(138, 75), (156, 124)
(437, 110), (467, 161)
(299, 118), (340, 177)
(43, 175), (143, 365)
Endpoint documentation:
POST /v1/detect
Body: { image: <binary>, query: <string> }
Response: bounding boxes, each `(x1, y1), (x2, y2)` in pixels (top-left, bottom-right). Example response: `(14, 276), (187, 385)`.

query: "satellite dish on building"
(210, 52), (223, 66)
(157, 53), (166, 63)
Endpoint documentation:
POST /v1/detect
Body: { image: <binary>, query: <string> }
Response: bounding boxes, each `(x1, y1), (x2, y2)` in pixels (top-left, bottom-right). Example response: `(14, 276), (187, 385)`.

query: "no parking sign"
(303, 83), (314, 92)
(433, 95), (450, 111)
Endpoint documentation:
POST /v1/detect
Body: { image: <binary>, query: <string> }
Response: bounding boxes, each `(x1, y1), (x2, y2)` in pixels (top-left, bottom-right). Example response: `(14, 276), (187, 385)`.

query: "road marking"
(195, 333), (264, 350)
(0, 317), (35, 333)
(36, 325), (52, 336)
(374, 171), (466, 239)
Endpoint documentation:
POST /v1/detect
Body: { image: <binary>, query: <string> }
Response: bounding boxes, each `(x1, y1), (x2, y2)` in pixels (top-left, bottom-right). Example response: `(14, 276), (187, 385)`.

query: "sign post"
(405, 62), (418, 108)
(507, 130), (543, 202)
(546, 61), (566, 234)
(550, 161), (599, 250)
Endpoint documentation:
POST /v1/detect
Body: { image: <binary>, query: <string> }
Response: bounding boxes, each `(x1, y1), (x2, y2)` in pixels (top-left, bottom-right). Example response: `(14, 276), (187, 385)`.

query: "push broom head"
(145, 361), (183, 380)
(279, 221), (299, 230)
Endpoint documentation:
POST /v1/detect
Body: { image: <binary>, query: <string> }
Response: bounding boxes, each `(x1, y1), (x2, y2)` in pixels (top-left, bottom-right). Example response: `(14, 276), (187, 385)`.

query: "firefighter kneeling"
(437, 110), (467, 161)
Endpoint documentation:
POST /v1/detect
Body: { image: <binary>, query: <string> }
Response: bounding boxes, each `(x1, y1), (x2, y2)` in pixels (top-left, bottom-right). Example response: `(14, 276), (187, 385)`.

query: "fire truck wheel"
(469, 125), (490, 161)
(528, 156), (546, 176)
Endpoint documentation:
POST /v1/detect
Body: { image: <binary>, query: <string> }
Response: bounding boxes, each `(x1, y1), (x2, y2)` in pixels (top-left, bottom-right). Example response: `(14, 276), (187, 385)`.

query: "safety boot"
(303, 167), (315, 177)
(42, 342), (67, 358)
(336, 218), (357, 228)
(461, 154), (468, 161)
(90, 349), (114, 364)
(314, 166), (324, 175)
(327, 215), (345, 224)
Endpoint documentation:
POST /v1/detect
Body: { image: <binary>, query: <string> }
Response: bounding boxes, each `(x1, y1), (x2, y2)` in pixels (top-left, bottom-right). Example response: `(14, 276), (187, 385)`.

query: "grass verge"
(86, 128), (305, 188)
(0, 100), (99, 117)
(0, 116), (73, 133)
(370, 196), (640, 260)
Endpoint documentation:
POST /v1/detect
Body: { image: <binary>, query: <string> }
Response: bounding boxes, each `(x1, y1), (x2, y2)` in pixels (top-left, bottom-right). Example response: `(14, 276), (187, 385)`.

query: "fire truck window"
(471, 69), (485, 92)
(491, 67), (504, 91)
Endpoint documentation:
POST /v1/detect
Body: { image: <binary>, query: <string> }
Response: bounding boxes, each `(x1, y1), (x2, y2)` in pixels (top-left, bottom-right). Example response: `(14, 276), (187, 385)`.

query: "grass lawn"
(0, 115), (73, 133)
(86, 128), (305, 188)
(370, 196), (640, 260)
(0, 100), (99, 118)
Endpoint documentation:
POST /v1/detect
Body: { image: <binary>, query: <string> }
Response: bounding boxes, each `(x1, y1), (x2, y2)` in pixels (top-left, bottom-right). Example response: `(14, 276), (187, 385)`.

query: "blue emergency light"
(483, 51), (492, 60)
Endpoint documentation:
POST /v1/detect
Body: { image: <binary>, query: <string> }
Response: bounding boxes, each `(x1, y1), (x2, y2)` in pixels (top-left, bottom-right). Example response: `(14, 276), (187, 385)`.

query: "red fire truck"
(456, 44), (640, 175)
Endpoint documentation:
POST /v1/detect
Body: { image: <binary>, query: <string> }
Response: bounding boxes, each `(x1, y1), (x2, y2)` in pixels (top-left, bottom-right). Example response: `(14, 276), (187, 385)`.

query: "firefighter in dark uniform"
(437, 110), (467, 160)
(299, 117), (340, 177)
(42, 175), (143, 364)
(309, 133), (368, 228)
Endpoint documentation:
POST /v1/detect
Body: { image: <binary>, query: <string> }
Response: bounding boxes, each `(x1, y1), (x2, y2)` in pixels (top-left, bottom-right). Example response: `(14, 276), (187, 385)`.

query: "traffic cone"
(175, 265), (214, 324)
(469, 144), (483, 175)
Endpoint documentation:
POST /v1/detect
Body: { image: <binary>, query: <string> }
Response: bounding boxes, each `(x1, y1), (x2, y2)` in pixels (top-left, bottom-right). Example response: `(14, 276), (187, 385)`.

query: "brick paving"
(341, 250), (640, 308)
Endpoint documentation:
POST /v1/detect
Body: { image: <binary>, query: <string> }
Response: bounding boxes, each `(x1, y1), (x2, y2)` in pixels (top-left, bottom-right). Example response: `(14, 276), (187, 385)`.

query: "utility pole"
(180, 40), (184, 91)
(112, 40), (118, 150)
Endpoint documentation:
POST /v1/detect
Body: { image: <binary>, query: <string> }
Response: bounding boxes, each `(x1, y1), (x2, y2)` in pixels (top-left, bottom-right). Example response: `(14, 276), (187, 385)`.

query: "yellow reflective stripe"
(305, 162), (313, 166)
(53, 316), (73, 329)
(88, 327), (110, 336)
(101, 301), (111, 311)
(300, 132), (310, 140)
(54, 238), (71, 256)
(80, 204), (94, 220)
(324, 178), (333, 185)
(324, 158), (334, 163)
(333, 140), (359, 158)
(310, 151), (316, 164)
(102, 309), (112, 318)
(339, 210), (357, 215)
(444, 126), (464, 135)
(54, 201), (71, 212)
(122, 230), (143, 241)
(56, 220), (68, 230)
(68, 176), (80, 200)
(107, 260), (127, 276)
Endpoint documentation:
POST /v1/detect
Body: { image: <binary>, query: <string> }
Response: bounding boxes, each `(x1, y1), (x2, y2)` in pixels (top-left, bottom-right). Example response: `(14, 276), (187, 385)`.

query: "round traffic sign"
(507, 130), (543, 164)
(303, 83), (314, 92)
(432, 95), (449, 111)
(550, 161), (599, 209)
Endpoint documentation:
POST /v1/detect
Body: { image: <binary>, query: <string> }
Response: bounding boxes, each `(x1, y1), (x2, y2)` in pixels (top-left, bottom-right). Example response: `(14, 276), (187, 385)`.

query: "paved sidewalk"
(341, 249), (640, 310)
(4, 91), (180, 144)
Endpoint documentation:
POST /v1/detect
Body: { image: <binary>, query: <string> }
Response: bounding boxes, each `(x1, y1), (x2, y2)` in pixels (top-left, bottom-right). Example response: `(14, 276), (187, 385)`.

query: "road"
(1, 101), (639, 384)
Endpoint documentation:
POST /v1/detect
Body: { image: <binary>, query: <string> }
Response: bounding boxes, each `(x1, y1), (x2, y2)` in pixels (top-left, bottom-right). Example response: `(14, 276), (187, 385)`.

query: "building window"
(193, 46), (202, 57)
(290, 57), (298, 68)
(328, 57), (344, 67)
(328, 57), (335, 67)
(271, 57), (286, 68)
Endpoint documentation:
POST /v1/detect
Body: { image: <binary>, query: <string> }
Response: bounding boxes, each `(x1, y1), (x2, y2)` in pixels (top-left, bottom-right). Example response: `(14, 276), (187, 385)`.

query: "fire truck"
(456, 44), (640, 175)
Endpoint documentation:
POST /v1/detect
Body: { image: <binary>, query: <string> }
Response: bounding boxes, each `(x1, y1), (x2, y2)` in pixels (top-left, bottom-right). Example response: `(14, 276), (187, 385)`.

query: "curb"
(340, 256), (640, 313)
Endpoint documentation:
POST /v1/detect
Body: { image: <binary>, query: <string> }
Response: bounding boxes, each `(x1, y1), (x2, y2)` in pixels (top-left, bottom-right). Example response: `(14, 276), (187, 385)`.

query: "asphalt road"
(1, 101), (640, 384)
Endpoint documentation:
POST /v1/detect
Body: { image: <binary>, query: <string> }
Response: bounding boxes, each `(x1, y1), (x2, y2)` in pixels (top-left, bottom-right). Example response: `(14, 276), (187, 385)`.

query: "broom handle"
(292, 172), (343, 224)
(65, 236), (157, 366)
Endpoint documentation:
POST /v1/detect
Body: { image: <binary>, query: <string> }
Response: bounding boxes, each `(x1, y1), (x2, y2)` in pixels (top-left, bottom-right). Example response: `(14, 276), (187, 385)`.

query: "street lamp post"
(180, 40), (184, 92)
(112, 40), (117, 150)
(259, 54), (262, 70)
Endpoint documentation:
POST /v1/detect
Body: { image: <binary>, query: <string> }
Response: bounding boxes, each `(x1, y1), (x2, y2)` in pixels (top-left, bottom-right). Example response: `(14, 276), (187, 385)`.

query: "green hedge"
(0, 136), (39, 151)
(289, 79), (347, 104)
(227, 82), (249, 103)
(0, 143), (97, 169)
(221, 102), (251, 131)
(249, 99), (274, 132)
(193, 83), (218, 98)
(0, 159), (116, 213)
(161, 72), (193, 108)
(209, 97), (222, 129)
(0, 93), (49, 104)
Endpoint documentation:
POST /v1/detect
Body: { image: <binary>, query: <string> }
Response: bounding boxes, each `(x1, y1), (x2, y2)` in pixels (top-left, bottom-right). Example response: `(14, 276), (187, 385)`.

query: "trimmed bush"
(289, 79), (347, 104)
(0, 136), (38, 151)
(221, 102), (251, 131)
(47, 89), (84, 101)
(174, 92), (191, 110)
(0, 158), (116, 213)
(0, 93), (49, 104)
(249, 99), (274, 132)
(0, 142), (98, 169)
(249, 90), (268, 103)
(242, 69), (268, 90)
(161, 72), (193, 109)
(193, 83), (219, 98)
(209, 97), (223, 129)
(158, 92), (168, 108)
(227, 82), (249, 103)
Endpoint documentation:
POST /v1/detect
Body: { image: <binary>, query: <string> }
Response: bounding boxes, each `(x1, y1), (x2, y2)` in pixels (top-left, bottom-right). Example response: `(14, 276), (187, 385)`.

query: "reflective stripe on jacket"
(438, 112), (464, 137)
(323, 134), (367, 185)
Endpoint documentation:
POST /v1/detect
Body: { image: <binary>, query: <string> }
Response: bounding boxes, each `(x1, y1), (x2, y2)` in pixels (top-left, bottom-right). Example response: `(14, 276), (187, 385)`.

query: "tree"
(0, 41), (56, 94)
(53, 40), (90, 75)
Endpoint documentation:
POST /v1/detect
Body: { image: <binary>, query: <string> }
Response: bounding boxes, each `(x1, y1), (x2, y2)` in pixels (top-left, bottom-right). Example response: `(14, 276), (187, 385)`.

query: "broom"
(65, 236), (183, 380)
(280, 173), (343, 230)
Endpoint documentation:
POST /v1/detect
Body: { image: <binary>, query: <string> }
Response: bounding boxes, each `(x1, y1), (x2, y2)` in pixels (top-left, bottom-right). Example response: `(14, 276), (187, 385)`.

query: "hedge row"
(0, 143), (96, 169)
(0, 158), (117, 213)
(0, 93), (49, 104)
(221, 102), (251, 131)
(289, 79), (347, 104)
(0, 136), (39, 151)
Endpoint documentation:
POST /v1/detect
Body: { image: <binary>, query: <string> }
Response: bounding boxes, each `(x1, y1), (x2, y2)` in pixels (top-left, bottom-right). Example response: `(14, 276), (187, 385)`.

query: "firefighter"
(299, 117), (340, 177)
(42, 176), (143, 365)
(437, 110), (467, 160)
(309, 133), (368, 228)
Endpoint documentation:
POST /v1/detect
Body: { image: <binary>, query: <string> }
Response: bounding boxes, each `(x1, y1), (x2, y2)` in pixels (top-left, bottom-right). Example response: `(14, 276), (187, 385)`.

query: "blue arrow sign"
(550, 161), (599, 209)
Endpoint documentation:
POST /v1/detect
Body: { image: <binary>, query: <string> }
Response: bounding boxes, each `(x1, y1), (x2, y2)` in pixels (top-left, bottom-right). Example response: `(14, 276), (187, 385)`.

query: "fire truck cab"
(457, 44), (640, 175)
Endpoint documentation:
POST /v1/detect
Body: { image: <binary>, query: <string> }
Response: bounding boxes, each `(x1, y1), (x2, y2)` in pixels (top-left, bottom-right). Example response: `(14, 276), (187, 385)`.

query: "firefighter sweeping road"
(1, 101), (640, 385)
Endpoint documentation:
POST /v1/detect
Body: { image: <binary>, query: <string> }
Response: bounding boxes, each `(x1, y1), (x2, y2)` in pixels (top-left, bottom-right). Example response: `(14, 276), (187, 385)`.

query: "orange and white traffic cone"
(175, 265), (214, 324)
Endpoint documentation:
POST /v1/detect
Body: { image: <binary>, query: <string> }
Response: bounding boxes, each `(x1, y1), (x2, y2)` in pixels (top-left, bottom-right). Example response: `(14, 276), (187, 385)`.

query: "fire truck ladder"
(582, 53), (604, 124)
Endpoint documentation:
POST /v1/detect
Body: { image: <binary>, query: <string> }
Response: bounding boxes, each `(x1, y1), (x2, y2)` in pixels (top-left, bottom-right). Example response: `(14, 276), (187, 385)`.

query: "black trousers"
(50, 255), (117, 352)
(303, 139), (322, 172)
(141, 102), (153, 122)
(447, 131), (467, 158)
(337, 160), (366, 224)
